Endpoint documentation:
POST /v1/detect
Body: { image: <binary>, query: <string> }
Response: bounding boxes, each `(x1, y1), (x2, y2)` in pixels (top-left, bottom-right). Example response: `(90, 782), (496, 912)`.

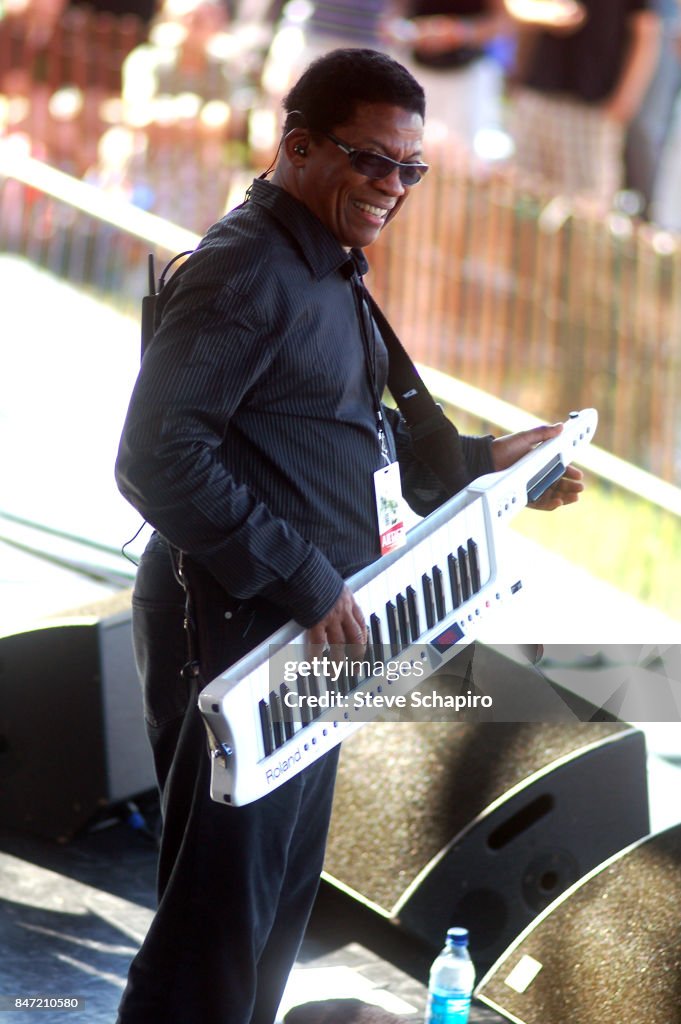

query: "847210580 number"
(0, 996), (84, 1010)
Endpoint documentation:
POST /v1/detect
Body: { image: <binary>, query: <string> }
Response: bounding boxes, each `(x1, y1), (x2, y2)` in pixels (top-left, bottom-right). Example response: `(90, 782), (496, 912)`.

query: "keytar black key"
(422, 573), (435, 630)
(259, 699), (274, 756)
(370, 612), (383, 660)
(406, 585), (420, 641)
(269, 690), (284, 747)
(433, 565), (446, 621)
(335, 664), (350, 697)
(386, 600), (400, 657)
(279, 682), (295, 739)
(448, 553), (462, 609)
(307, 673), (323, 719)
(458, 544), (472, 601)
(396, 593), (409, 648)
(346, 661), (360, 691)
(468, 538), (482, 592)
(296, 675), (312, 726)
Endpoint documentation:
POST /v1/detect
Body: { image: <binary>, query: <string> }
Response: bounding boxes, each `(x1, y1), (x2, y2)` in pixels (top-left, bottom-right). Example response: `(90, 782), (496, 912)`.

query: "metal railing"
(0, 148), (200, 316)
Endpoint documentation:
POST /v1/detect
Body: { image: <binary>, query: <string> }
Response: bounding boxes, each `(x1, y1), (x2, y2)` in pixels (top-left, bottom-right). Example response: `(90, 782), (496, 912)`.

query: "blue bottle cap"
(447, 927), (469, 946)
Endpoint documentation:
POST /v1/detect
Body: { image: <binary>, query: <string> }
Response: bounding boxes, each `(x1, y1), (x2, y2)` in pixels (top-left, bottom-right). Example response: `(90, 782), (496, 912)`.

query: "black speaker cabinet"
(0, 591), (155, 841)
(475, 822), (681, 1023)
(323, 675), (650, 973)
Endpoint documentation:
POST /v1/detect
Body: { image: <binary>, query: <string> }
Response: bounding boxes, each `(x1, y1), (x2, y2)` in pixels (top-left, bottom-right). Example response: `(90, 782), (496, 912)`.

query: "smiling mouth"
(353, 200), (389, 220)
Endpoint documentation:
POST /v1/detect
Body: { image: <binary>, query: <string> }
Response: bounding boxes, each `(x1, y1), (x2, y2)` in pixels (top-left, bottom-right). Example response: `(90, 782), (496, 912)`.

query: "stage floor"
(0, 815), (504, 1024)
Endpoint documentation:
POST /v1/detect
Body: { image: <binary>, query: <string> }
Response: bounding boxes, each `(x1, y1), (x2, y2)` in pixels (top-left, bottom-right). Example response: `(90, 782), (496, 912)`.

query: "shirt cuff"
(461, 434), (495, 479)
(261, 546), (346, 629)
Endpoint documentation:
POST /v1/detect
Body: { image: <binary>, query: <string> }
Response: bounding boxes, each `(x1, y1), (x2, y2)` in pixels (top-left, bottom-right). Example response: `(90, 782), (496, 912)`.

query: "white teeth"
(354, 201), (388, 218)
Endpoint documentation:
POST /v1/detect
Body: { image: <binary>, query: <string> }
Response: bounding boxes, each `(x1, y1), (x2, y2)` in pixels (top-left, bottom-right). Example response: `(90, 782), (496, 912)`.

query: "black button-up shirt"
(116, 179), (489, 627)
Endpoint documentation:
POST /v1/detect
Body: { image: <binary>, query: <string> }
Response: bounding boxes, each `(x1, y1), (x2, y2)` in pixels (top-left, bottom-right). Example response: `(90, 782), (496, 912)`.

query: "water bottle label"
(425, 989), (472, 1024)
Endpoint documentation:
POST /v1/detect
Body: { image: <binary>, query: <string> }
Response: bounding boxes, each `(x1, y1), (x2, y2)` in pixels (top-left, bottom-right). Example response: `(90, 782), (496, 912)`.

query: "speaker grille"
(325, 720), (632, 914)
(476, 825), (681, 1024)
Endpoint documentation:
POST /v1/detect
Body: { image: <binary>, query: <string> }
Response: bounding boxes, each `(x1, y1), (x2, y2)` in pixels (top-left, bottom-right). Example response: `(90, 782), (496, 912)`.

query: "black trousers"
(116, 534), (340, 1024)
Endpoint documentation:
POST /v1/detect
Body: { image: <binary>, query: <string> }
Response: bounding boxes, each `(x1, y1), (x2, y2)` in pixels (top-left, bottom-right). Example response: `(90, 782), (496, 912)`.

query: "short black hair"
(283, 48), (425, 135)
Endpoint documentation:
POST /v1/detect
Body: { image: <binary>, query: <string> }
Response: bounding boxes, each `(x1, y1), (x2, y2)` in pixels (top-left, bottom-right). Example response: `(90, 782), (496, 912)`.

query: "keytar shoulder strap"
(364, 290), (472, 495)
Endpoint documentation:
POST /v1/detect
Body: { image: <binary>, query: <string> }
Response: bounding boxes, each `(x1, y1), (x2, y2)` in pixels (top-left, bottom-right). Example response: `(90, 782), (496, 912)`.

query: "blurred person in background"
(507, 0), (661, 209)
(260, 0), (389, 124)
(624, 0), (681, 221)
(381, 0), (513, 151)
(138, 0), (234, 99)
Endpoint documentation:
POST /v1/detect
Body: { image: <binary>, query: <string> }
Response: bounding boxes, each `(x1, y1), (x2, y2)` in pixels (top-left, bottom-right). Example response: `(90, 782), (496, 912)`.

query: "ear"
(284, 128), (311, 166)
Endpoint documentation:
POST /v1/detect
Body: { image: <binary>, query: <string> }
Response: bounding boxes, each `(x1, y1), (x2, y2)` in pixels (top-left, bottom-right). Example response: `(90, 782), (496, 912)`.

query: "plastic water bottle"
(424, 927), (476, 1024)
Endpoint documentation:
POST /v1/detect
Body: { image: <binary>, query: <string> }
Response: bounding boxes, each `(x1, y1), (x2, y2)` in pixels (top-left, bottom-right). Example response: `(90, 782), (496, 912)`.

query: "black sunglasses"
(323, 131), (429, 186)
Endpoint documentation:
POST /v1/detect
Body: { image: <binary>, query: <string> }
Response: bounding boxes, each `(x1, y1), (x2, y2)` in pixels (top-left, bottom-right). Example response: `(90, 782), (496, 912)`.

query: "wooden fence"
(368, 157), (681, 485)
(2, 151), (681, 488)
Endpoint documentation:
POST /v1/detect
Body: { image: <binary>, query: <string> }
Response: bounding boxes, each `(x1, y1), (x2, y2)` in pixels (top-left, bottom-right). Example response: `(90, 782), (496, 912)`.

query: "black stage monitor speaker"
(475, 823), (681, 1023)
(0, 591), (155, 841)
(323, 657), (650, 973)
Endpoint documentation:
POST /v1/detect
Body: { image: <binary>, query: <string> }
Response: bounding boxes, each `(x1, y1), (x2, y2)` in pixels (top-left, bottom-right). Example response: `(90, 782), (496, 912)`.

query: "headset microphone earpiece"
(293, 144), (307, 156)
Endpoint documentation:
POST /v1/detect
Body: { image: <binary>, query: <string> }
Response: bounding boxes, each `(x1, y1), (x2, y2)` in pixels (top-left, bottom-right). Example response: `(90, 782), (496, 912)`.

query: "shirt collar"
(247, 177), (368, 281)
